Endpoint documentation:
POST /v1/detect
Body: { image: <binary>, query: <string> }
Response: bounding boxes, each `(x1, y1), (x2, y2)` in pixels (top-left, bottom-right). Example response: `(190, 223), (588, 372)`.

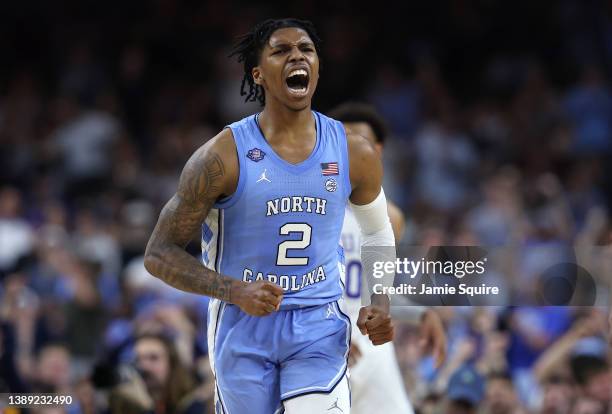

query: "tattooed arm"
(144, 129), (283, 315)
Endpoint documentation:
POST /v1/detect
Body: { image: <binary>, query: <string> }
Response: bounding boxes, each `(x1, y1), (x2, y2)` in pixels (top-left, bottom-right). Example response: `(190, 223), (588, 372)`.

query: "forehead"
(135, 338), (165, 353)
(267, 27), (313, 47)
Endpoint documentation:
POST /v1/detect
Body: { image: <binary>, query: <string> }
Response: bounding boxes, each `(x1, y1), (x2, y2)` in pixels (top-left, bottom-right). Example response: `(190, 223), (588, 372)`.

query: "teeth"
(288, 69), (308, 77)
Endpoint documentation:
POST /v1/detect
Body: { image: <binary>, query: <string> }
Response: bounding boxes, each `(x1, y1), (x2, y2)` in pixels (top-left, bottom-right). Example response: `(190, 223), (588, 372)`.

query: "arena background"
(0, 1), (611, 413)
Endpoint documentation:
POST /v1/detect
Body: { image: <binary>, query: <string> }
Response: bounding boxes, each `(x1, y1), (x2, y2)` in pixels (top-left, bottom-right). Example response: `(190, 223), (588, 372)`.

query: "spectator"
(442, 365), (485, 414)
(31, 343), (72, 393)
(48, 94), (121, 200)
(109, 333), (207, 414)
(570, 397), (605, 414)
(482, 372), (527, 414)
(0, 187), (34, 273)
(569, 355), (611, 412)
(539, 375), (575, 414)
(562, 65), (612, 154)
(413, 97), (478, 212)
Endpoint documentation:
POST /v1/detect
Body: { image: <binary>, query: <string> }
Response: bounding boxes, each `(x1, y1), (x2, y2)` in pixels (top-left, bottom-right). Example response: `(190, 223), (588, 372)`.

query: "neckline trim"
(252, 111), (323, 174)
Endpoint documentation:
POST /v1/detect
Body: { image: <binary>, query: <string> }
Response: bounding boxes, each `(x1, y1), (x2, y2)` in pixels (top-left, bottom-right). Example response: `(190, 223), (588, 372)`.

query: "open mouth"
(285, 68), (309, 95)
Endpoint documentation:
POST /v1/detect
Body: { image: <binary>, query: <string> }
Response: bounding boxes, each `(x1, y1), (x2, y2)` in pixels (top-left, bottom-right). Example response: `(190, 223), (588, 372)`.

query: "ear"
(252, 67), (263, 85)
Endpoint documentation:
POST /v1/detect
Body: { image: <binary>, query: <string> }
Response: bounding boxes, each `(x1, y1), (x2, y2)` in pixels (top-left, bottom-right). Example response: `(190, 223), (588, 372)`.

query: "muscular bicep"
(347, 133), (383, 205)
(148, 130), (237, 249)
(170, 150), (226, 246)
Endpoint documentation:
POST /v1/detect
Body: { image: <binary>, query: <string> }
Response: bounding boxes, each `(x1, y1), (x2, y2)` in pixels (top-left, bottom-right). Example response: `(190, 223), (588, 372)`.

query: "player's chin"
(283, 86), (314, 109)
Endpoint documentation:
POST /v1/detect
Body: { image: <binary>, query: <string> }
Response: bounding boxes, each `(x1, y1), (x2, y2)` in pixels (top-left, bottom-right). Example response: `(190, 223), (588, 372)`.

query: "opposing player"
(145, 19), (396, 413)
(331, 102), (447, 414)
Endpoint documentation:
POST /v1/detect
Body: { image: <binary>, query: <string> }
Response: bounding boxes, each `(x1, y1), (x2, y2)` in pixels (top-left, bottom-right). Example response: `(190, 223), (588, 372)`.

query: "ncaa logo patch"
(325, 178), (337, 192)
(247, 148), (266, 162)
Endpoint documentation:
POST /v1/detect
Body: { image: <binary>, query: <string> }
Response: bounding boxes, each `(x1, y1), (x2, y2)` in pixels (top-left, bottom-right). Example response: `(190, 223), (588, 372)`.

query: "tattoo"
(180, 153), (225, 207)
(144, 147), (235, 302)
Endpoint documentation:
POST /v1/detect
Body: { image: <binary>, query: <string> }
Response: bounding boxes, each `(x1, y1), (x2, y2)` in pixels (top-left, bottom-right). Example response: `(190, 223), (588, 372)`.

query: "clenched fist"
(357, 299), (394, 346)
(232, 281), (283, 316)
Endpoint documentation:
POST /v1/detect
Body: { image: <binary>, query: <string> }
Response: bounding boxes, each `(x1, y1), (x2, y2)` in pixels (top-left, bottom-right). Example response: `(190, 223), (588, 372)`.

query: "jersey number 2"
(276, 223), (312, 266)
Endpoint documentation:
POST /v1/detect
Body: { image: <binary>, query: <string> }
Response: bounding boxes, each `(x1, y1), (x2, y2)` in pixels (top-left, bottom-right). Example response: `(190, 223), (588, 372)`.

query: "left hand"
(357, 296), (394, 345)
(419, 309), (447, 368)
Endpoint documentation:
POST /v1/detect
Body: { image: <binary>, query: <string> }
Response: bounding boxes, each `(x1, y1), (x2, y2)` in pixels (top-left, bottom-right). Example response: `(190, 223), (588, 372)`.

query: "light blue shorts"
(207, 299), (351, 414)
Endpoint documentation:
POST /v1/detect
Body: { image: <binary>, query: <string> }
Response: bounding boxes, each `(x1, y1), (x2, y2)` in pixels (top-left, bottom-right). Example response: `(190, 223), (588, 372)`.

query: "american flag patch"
(321, 162), (339, 176)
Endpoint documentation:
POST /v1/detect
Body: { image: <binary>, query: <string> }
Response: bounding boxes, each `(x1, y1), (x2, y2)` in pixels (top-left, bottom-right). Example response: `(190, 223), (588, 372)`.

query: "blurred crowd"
(1, 0), (611, 413)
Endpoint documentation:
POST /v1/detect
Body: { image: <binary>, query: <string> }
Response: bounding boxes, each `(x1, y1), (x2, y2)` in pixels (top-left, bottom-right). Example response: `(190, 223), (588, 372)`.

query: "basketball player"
(331, 103), (447, 414)
(145, 19), (396, 413)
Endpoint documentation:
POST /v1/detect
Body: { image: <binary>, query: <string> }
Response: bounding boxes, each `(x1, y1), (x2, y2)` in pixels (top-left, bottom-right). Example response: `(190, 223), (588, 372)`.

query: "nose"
(288, 45), (305, 62)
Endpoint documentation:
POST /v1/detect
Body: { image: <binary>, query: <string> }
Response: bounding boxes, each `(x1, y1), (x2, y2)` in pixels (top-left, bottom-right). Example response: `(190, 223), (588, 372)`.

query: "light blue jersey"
(204, 111), (353, 414)
(202, 110), (351, 307)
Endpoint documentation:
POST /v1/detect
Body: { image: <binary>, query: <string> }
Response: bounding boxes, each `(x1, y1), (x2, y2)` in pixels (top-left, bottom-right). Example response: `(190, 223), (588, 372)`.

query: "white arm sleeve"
(349, 188), (426, 324)
(348, 188), (395, 246)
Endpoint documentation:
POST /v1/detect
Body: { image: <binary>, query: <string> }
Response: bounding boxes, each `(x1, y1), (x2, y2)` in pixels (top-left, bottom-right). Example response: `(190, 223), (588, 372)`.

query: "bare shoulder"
(192, 128), (237, 167)
(346, 132), (382, 204)
(347, 132), (380, 180)
(178, 128), (238, 203)
(346, 132), (378, 164)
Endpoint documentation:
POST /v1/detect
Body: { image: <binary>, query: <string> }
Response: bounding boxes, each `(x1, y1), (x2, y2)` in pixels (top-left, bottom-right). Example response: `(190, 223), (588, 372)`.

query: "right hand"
(232, 281), (284, 316)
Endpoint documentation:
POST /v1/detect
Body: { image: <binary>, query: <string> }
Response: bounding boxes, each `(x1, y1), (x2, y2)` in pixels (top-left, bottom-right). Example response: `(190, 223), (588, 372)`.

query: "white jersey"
(341, 207), (415, 414)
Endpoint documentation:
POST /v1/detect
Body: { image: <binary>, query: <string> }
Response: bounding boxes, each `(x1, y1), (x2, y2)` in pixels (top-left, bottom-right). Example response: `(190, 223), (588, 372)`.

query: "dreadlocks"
(229, 18), (321, 106)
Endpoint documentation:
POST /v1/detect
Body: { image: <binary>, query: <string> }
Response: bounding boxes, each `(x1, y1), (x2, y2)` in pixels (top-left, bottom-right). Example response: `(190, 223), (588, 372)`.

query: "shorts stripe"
(337, 260), (346, 292)
(334, 299), (352, 361)
(208, 300), (230, 413)
(281, 371), (349, 402)
(207, 299), (221, 376)
(280, 300), (351, 401)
